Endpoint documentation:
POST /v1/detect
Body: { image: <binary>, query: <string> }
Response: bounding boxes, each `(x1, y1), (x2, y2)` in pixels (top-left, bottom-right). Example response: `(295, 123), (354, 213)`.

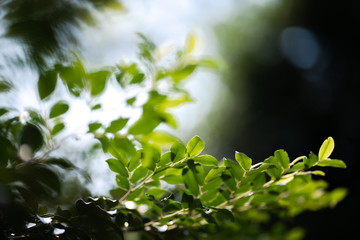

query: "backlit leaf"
(235, 152), (252, 171)
(318, 159), (346, 168)
(318, 137), (335, 160)
(186, 135), (204, 157)
(192, 155), (218, 166)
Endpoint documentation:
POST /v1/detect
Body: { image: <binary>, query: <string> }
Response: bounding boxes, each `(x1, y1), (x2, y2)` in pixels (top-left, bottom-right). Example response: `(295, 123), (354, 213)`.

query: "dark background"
(209, 0), (359, 239)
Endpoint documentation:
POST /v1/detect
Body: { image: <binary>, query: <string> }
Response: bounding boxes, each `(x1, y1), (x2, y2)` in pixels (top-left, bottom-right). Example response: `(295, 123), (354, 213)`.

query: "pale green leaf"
(186, 135), (204, 157)
(235, 152), (252, 171)
(318, 159), (346, 168)
(318, 137), (335, 160)
(192, 155), (218, 166)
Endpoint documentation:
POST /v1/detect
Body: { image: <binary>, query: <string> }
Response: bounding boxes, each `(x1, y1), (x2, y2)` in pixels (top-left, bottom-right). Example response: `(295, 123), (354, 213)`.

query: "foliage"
(0, 31), (347, 239)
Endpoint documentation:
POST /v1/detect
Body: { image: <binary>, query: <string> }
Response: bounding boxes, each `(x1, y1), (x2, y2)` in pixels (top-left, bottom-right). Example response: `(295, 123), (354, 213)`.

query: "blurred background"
(1, 0), (359, 239)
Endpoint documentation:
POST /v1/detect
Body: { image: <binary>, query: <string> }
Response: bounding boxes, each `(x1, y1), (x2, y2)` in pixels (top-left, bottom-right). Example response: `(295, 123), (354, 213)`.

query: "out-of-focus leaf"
(126, 97), (136, 105)
(137, 33), (156, 62)
(318, 137), (335, 160)
(186, 135), (204, 157)
(146, 188), (168, 199)
(128, 150), (142, 172)
(235, 152), (252, 171)
(128, 109), (162, 135)
(141, 131), (178, 146)
(130, 166), (149, 184)
(192, 155), (218, 166)
(49, 101), (69, 118)
(58, 62), (85, 97)
(0, 80), (12, 92)
(106, 118), (128, 133)
(45, 158), (76, 169)
(141, 144), (160, 171)
(38, 70), (57, 100)
(0, 108), (9, 117)
(51, 122), (65, 135)
(91, 103), (102, 110)
(318, 159), (346, 168)
(185, 32), (196, 54)
(88, 70), (111, 96)
(88, 122), (102, 133)
(20, 123), (43, 152)
(116, 174), (130, 191)
(106, 158), (128, 177)
(171, 65), (197, 83)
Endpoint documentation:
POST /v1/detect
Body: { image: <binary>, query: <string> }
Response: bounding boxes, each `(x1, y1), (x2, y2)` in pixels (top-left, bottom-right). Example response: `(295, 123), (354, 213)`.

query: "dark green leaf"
(146, 188), (168, 199)
(49, 101), (69, 118)
(318, 137), (335, 160)
(0, 80), (12, 92)
(106, 118), (129, 133)
(38, 70), (57, 100)
(318, 159), (346, 168)
(106, 158), (128, 177)
(192, 155), (218, 166)
(186, 135), (204, 157)
(163, 202), (182, 213)
(0, 108), (8, 116)
(20, 124), (43, 152)
(235, 152), (252, 171)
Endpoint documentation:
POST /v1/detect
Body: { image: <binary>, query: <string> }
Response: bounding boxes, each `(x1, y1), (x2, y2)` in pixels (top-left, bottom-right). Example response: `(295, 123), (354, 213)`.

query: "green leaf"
(51, 122), (65, 135)
(141, 144), (160, 171)
(88, 122), (102, 133)
(235, 152), (252, 171)
(131, 166), (149, 184)
(106, 158), (128, 177)
(224, 159), (245, 180)
(128, 150), (142, 172)
(49, 101), (69, 118)
(38, 70), (57, 100)
(312, 170), (325, 176)
(204, 167), (225, 183)
(318, 159), (346, 168)
(88, 70), (111, 96)
(192, 155), (218, 166)
(126, 97), (136, 105)
(58, 62), (85, 97)
(142, 131), (178, 146)
(304, 152), (318, 167)
(106, 118), (129, 133)
(318, 137), (335, 160)
(170, 142), (186, 162)
(0, 80), (12, 92)
(186, 135), (205, 157)
(171, 65), (197, 83)
(0, 108), (8, 116)
(91, 104), (102, 110)
(162, 175), (183, 185)
(128, 109), (162, 135)
(116, 174), (130, 191)
(202, 177), (222, 192)
(275, 149), (290, 170)
(185, 32), (196, 54)
(163, 202), (182, 213)
(182, 168), (199, 196)
(146, 188), (168, 199)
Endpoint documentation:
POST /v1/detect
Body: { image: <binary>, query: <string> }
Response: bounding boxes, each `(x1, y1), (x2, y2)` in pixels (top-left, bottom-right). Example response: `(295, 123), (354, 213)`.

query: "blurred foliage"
(1, 0), (124, 71)
(0, 31), (347, 239)
(0, 1), (349, 239)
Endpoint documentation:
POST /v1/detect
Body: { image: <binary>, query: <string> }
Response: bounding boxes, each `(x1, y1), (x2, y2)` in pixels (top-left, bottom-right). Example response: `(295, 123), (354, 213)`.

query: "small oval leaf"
(318, 137), (335, 160)
(186, 135), (204, 157)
